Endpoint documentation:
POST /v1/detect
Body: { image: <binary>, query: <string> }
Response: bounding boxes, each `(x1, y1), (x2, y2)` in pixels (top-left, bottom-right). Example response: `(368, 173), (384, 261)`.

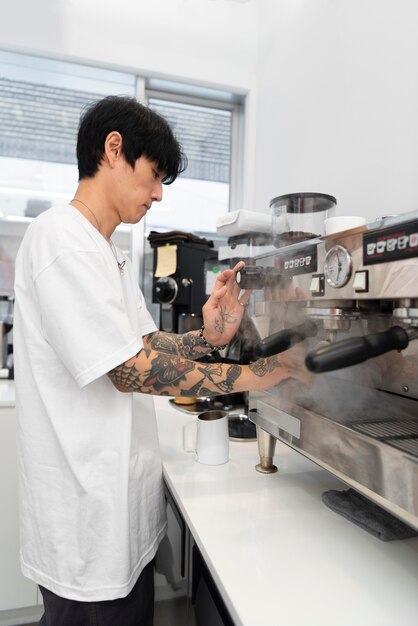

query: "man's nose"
(152, 181), (163, 202)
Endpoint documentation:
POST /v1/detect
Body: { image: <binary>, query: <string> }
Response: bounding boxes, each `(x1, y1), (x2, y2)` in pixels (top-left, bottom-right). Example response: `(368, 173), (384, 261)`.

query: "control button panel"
(310, 273), (325, 297)
(353, 270), (369, 293)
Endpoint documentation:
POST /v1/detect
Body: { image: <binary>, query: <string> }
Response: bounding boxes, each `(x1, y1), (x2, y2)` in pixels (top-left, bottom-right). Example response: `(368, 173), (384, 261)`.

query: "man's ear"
(104, 131), (123, 167)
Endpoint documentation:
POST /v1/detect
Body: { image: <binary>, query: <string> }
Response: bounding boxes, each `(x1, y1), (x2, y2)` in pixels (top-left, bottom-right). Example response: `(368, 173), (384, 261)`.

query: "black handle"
(253, 319), (318, 358)
(236, 266), (266, 290)
(305, 325), (409, 374)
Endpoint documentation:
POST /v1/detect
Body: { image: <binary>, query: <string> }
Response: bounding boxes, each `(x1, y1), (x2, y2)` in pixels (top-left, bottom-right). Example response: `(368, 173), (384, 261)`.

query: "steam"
(235, 292), (418, 424)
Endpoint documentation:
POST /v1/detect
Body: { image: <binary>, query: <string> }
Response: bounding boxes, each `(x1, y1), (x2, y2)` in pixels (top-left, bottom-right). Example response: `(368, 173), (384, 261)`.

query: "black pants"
(38, 560), (154, 626)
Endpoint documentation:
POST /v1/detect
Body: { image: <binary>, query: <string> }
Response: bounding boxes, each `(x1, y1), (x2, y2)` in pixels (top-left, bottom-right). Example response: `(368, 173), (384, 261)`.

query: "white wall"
(3, 1), (417, 224)
(1, 0), (258, 89)
(254, 0), (418, 222)
(0, 0), (260, 212)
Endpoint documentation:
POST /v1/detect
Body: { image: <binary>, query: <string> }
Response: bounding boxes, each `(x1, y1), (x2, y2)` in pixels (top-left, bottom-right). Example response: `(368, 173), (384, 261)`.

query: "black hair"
(76, 95), (187, 183)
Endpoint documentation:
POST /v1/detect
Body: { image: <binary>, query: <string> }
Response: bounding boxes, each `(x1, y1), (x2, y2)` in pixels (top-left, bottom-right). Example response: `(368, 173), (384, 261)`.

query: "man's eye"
(153, 170), (160, 179)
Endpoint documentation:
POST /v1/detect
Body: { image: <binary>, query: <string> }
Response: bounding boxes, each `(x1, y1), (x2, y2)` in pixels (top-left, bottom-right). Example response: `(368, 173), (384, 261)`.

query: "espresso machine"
(238, 211), (418, 530)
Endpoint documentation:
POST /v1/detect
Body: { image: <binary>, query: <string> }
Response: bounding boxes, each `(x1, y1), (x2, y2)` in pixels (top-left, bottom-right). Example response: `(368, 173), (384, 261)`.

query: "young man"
(13, 96), (308, 626)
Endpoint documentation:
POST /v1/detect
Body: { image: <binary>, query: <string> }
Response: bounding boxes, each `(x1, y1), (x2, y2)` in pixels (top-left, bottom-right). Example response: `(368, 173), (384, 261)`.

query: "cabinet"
(0, 406), (40, 614)
(162, 482), (233, 626)
(192, 545), (234, 626)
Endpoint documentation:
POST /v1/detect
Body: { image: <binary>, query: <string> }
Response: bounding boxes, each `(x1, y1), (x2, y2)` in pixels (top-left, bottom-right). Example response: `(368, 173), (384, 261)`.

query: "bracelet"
(198, 325), (228, 352)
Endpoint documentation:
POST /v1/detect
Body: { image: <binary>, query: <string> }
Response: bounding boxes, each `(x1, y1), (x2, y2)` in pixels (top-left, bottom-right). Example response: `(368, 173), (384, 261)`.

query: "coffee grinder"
(150, 234), (218, 333)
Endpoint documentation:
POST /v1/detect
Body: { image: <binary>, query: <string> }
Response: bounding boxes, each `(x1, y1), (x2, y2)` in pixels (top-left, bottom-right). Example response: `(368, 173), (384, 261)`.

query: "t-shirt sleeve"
(35, 249), (142, 387)
(131, 272), (158, 338)
(136, 287), (158, 337)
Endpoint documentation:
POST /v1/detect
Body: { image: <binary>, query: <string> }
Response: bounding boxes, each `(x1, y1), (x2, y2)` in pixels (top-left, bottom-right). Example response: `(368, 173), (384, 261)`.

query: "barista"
(13, 96), (310, 626)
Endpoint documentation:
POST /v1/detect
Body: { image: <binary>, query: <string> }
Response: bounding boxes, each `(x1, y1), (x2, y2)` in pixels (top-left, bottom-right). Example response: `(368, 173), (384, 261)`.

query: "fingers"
(210, 261), (247, 299)
(224, 262), (244, 294)
(232, 260), (245, 273)
(212, 268), (235, 293)
(213, 285), (228, 300)
(206, 284), (227, 308)
(227, 261), (244, 281)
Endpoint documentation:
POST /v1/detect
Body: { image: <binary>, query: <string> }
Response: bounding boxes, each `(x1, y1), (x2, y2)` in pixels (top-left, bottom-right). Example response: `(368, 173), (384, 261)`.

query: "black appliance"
(0, 296), (14, 379)
(150, 236), (217, 333)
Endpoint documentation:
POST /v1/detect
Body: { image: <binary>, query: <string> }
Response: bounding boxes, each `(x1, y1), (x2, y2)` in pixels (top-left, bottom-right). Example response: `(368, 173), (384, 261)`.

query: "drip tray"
(228, 414), (257, 442)
(350, 418), (418, 458)
(389, 437), (418, 456)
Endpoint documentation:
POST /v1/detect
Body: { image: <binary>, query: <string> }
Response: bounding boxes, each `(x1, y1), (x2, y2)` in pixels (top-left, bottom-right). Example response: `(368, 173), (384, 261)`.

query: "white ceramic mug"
(183, 410), (229, 465)
(324, 215), (366, 235)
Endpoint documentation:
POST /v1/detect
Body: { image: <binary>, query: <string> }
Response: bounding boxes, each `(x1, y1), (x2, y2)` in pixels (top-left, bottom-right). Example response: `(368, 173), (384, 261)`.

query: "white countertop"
(154, 396), (418, 626)
(3, 384), (418, 623)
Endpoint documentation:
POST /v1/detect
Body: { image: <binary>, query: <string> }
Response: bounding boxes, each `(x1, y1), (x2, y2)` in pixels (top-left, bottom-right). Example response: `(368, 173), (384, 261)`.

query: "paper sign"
(154, 245), (177, 277)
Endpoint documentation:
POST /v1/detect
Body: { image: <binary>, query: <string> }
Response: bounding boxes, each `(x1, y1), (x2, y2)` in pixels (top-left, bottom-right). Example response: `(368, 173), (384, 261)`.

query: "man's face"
(116, 155), (164, 224)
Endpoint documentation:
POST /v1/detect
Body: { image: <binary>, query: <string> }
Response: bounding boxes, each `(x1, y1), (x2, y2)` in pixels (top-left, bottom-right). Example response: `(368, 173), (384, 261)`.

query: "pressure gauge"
(324, 245), (353, 288)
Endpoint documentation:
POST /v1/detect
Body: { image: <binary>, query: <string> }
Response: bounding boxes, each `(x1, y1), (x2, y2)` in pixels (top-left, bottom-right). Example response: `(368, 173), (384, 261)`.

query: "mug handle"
(183, 421), (197, 453)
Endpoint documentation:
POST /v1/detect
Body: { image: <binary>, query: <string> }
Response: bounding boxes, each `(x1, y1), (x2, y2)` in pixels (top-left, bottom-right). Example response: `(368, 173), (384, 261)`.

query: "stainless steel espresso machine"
(238, 211), (418, 530)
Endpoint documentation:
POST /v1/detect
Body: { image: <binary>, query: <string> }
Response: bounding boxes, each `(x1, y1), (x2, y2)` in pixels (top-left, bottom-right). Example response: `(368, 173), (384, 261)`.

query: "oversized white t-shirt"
(13, 204), (166, 601)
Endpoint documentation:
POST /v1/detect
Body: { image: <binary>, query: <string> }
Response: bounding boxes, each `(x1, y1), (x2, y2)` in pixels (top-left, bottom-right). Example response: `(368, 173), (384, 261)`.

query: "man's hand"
(202, 261), (251, 348)
(278, 344), (315, 387)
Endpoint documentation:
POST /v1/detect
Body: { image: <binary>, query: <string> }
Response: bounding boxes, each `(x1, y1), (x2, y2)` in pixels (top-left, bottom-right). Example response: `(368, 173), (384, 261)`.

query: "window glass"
(0, 51), (135, 219)
(146, 97), (233, 235)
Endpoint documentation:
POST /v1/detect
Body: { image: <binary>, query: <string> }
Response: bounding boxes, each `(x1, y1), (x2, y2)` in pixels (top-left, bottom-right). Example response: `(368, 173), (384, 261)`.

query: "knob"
(236, 267), (267, 290)
(153, 277), (178, 304)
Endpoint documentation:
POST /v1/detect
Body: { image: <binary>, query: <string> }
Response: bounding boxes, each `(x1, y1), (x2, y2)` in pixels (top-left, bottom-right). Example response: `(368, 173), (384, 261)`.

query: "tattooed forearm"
(108, 349), (245, 397)
(108, 349), (196, 393)
(196, 363), (241, 394)
(144, 330), (213, 359)
(108, 349), (288, 397)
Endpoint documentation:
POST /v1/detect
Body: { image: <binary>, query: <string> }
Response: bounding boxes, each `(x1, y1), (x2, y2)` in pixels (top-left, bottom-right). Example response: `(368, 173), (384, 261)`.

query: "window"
(0, 50), (135, 219)
(0, 52), (242, 233)
(146, 93), (240, 235)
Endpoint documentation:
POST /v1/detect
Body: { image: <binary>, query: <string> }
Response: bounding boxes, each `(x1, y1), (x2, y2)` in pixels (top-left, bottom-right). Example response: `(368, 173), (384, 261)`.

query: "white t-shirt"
(13, 204), (167, 601)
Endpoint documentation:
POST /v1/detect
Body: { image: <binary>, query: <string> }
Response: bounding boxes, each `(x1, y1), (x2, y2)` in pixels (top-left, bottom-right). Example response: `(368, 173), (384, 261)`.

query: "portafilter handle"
(305, 325), (411, 374)
(253, 319), (318, 359)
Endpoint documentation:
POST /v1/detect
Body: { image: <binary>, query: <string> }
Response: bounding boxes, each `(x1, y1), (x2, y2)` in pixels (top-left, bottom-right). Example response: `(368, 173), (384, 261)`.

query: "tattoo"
(217, 364), (241, 393)
(108, 350), (243, 397)
(145, 330), (211, 360)
(108, 350), (195, 393)
(179, 363), (242, 397)
(213, 306), (238, 336)
(249, 356), (282, 377)
(249, 359), (268, 376)
(108, 351), (144, 391)
(142, 354), (195, 391)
